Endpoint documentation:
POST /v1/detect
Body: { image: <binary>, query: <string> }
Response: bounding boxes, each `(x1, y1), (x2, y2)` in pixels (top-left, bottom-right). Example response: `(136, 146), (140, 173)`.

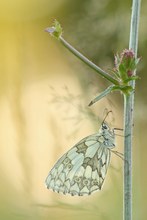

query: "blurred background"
(0, 0), (146, 219)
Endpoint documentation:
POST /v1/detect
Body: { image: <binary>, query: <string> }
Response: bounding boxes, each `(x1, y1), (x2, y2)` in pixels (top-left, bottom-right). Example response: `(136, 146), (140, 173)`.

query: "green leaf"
(112, 85), (134, 95)
(111, 69), (121, 80)
(118, 63), (128, 81)
(123, 75), (139, 83)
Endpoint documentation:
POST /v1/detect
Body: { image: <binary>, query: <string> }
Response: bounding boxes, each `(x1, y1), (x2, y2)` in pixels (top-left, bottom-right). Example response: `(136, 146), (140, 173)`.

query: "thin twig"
(59, 36), (119, 85)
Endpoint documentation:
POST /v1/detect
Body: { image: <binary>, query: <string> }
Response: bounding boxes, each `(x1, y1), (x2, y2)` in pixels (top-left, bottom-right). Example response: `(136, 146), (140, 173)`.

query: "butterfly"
(45, 114), (121, 196)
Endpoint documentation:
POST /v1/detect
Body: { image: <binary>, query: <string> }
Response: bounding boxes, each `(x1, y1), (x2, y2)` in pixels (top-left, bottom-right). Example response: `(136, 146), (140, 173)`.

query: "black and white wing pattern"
(45, 122), (115, 196)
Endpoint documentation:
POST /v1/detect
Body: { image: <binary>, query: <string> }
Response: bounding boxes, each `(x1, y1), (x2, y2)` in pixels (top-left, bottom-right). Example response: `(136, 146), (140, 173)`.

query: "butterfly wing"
(45, 134), (111, 196)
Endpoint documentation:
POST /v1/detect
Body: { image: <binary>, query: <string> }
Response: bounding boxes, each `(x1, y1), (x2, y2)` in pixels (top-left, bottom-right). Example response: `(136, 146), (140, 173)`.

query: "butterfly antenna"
(102, 110), (112, 124)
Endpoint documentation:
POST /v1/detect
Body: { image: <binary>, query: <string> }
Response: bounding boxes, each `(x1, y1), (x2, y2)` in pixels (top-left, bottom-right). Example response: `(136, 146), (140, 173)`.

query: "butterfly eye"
(102, 124), (108, 129)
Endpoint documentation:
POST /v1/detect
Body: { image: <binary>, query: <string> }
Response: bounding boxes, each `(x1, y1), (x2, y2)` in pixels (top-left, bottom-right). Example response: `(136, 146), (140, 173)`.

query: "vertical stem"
(123, 0), (141, 220)
(123, 94), (133, 220)
(129, 0), (141, 55)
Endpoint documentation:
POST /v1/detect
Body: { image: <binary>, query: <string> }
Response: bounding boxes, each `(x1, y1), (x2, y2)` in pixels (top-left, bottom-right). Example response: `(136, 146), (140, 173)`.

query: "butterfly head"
(100, 122), (114, 136)
(99, 111), (115, 137)
(98, 122), (115, 149)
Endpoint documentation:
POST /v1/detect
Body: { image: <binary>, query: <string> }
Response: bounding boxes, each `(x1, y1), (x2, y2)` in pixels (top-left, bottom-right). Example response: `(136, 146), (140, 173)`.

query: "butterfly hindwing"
(45, 133), (111, 196)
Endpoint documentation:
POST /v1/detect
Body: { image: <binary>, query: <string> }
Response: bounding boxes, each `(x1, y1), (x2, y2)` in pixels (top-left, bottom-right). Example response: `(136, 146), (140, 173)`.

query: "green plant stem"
(123, 94), (133, 220)
(59, 36), (119, 85)
(123, 0), (141, 220)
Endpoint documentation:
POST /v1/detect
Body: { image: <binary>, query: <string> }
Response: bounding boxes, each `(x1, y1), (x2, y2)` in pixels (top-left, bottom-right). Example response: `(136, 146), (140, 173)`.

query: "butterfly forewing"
(45, 123), (115, 196)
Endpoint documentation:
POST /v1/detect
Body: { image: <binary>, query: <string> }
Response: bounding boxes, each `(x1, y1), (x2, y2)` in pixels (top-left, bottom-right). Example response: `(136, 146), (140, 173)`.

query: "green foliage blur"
(0, 0), (146, 220)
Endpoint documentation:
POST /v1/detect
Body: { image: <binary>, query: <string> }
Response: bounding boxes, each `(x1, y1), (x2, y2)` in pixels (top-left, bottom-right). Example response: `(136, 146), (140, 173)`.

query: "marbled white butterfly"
(45, 113), (119, 196)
